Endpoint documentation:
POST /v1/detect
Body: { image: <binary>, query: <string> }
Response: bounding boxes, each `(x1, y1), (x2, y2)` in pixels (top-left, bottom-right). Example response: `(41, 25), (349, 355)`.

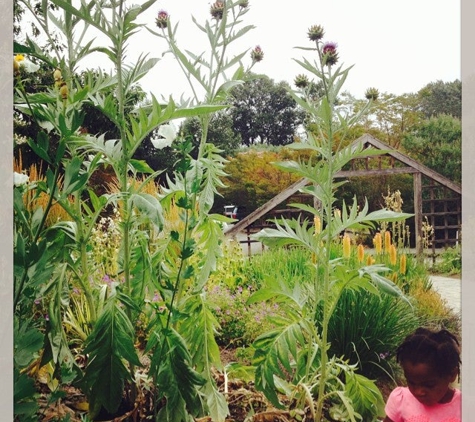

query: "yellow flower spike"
(400, 253), (407, 275)
(389, 244), (397, 266)
(342, 233), (351, 259)
(366, 255), (375, 266)
(373, 232), (382, 254)
(314, 216), (321, 235)
(59, 82), (68, 100)
(391, 272), (398, 283)
(357, 244), (364, 263)
(311, 252), (317, 264)
(384, 230), (392, 252)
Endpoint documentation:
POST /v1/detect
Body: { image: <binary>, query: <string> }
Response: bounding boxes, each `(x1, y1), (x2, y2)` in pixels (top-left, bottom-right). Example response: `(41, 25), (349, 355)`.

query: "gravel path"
(430, 275), (461, 316)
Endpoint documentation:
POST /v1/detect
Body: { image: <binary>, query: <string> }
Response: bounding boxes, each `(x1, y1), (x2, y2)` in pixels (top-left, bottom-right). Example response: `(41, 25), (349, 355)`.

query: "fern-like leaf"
(82, 299), (141, 418)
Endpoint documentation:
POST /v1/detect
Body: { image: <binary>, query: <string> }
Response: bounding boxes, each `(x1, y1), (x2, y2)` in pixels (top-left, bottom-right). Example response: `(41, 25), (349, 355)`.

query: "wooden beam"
(335, 167), (418, 178)
(355, 134), (461, 194)
(414, 172), (423, 255)
(224, 177), (310, 237)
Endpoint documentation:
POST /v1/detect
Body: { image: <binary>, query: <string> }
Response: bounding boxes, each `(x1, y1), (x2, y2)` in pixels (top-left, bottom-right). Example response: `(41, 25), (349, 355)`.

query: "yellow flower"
(389, 244), (397, 266)
(14, 54), (40, 73)
(357, 244), (365, 263)
(314, 216), (321, 235)
(373, 232), (382, 254)
(366, 255), (375, 266)
(342, 234), (351, 259)
(400, 254), (407, 275)
(384, 230), (392, 252)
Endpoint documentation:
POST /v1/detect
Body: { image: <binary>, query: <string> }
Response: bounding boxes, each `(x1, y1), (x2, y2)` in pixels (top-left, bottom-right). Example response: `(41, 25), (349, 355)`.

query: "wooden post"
(414, 172), (423, 255)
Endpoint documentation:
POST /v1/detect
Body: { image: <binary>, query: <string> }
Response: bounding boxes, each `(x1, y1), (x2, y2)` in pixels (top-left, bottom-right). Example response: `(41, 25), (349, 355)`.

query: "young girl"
(383, 327), (461, 422)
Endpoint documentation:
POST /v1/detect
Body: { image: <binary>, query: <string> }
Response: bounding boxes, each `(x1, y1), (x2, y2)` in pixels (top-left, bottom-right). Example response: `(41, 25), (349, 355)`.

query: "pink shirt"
(385, 387), (461, 422)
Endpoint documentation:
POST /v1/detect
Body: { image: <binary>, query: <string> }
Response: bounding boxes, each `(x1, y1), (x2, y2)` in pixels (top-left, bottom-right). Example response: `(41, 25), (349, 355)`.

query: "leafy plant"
(14, 0), (261, 420)
(249, 25), (412, 421)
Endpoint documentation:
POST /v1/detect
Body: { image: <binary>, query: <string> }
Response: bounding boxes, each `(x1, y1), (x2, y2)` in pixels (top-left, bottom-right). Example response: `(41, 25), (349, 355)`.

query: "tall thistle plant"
(14, 0), (257, 420)
(250, 26), (412, 421)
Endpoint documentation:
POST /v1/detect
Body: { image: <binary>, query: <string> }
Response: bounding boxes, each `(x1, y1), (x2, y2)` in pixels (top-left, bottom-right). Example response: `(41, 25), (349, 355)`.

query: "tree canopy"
(230, 76), (305, 146)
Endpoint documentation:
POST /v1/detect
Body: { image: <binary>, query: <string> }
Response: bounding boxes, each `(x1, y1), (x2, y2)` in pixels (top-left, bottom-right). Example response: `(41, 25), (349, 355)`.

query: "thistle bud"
(53, 68), (62, 81)
(322, 41), (338, 67)
(294, 74), (310, 89)
(307, 25), (324, 42)
(365, 87), (379, 101)
(155, 10), (169, 29)
(250, 45), (264, 63)
(238, 0), (249, 8)
(59, 82), (68, 100)
(210, 1), (225, 20)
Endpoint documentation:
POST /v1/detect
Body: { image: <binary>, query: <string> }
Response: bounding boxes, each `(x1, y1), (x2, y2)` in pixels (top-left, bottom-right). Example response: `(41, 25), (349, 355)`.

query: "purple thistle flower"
(322, 41), (337, 55)
(155, 10), (169, 29)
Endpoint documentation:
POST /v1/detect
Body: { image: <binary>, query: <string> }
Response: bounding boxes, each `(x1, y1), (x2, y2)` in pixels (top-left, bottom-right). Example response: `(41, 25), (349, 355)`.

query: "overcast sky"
(127, 0), (460, 101)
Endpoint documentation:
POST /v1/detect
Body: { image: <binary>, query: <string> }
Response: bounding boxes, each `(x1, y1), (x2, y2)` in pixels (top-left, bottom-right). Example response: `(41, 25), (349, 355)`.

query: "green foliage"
(82, 297), (141, 418)
(230, 75), (305, 146)
(14, 1), (259, 420)
(217, 148), (303, 214)
(248, 25), (411, 422)
(180, 112), (242, 158)
(208, 283), (282, 347)
(431, 246), (462, 275)
(320, 289), (420, 379)
(402, 114), (461, 183)
(418, 79), (461, 119)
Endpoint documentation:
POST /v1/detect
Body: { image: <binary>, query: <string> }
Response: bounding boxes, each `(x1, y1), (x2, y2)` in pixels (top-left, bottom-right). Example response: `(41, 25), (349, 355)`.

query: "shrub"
(207, 284), (282, 347)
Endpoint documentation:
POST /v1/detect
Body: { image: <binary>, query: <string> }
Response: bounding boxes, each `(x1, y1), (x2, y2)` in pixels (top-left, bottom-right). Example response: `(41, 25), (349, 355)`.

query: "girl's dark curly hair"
(396, 327), (461, 377)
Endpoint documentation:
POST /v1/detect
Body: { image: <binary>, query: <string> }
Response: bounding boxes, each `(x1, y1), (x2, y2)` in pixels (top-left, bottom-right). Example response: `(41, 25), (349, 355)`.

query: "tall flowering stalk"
(251, 25), (411, 421)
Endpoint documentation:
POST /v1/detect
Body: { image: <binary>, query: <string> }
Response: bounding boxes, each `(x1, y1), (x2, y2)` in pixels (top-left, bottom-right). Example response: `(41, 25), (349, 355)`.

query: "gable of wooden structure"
(225, 133), (461, 255)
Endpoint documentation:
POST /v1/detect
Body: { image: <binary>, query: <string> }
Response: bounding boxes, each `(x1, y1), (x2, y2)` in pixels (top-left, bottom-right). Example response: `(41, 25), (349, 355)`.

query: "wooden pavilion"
(225, 134), (461, 256)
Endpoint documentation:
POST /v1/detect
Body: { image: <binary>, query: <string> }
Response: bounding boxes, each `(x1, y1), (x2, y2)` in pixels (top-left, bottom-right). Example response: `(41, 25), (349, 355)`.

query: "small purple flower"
(44, 314), (49, 321)
(210, 1), (225, 20)
(322, 41), (339, 66)
(34, 299), (41, 305)
(251, 45), (264, 63)
(155, 10), (169, 29)
(152, 292), (159, 302)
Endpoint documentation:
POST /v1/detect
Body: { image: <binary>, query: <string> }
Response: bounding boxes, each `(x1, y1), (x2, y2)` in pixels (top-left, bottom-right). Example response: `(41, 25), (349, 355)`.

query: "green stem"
(314, 46), (336, 421)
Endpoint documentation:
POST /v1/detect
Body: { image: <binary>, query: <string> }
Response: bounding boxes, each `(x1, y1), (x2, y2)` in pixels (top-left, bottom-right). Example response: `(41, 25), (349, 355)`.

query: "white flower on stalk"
(14, 172), (29, 186)
(151, 123), (177, 150)
(14, 54), (40, 73)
